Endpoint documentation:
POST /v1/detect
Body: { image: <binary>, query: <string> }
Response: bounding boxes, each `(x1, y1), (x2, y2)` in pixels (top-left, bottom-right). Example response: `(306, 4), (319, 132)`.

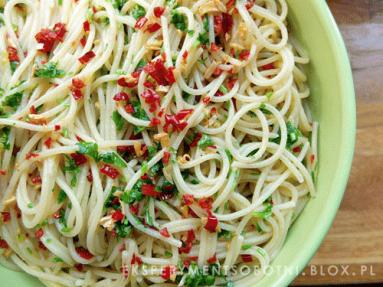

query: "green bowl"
(0, 0), (355, 286)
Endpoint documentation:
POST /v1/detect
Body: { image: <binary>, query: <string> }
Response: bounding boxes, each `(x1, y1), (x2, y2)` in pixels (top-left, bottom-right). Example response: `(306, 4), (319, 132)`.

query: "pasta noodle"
(0, 0), (318, 286)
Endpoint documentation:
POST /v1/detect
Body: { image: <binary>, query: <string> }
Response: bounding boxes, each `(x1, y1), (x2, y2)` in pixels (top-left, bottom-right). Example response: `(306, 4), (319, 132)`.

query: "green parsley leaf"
(121, 180), (144, 204)
(112, 111), (124, 131)
(99, 152), (127, 168)
(286, 122), (300, 147)
(132, 5), (145, 20)
(198, 134), (214, 150)
(3, 92), (23, 109)
(77, 142), (99, 160)
(57, 189), (67, 204)
(52, 257), (64, 263)
(115, 218), (132, 238)
(10, 61), (18, 73)
(171, 11), (187, 31)
(253, 203), (273, 219)
(259, 103), (271, 115)
(241, 244), (252, 251)
(0, 127), (11, 150)
(34, 62), (65, 79)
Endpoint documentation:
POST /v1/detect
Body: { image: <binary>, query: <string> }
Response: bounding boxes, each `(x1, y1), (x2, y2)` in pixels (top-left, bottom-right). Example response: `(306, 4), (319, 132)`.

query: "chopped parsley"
(57, 189), (67, 204)
(198, 134), (213, 150)
(0, 127), (11, 150)
(115, 218), (132, 239)
(52, 257), (64, 263)
(171, 11), (187, 31)
(63, 155), (80, 187)
(121, 179), (144, 204)
(112, 0), (127, 10)
(34, 62), (65, 79)
(253, 203), (273, 219)
(76, 142), (99, 160)
(2, 92), (23, 110)
(131, 5), (145, 20)
(112, 111), (124, 131)
(99, 152), (127, 168)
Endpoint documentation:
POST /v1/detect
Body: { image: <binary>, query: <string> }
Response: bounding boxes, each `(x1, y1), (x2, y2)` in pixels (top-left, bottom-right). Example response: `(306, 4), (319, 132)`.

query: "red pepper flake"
(190, 133), (202, 147)
(241, 254), (253, 263)
(226, 0), (236, 11)
(144, 59), (176, 86)
(0, 239), (9, 249)
(198, 197), (213, 210)
(111, 210), (125, 222)
(72, 78), (85, 89)
(160, 227), (170, 238)
(79, 51), (96, 64)
(117, 77), (138, 88)
(162, 151), (171, 165)
(239, 50), (250, 61)
(80, 36), (87, 47)
(71, 89), (83, 101)
(292, 146), (301, 153)
(210, 43), (221, 52)
(35, 228), (44, 239)
(260, 63), (275, 71)
(227, 78), (237, 90)
(179, 230), (195, 254)
(53, 212), (61, 219)
(125, 104), (135, 114)
(202, 96), (211, 105)
(75, 264), (84, 272)
(204, 211), (219, 233)
(113, 92), (130, 101)
(35, 23), (67, 53)
(70, 153), (87, 166)
(146, 22), (161, 33)
(245, 0), (255, 10)
(76, 247), (94, 260)
(44, 137), (52, 148)
(154, 6), (165, 17)
(129, 204), (139, 215)
(222, 13), (233, 34)
(31, 175), (42, 185)
(1, 212), (11, 223)
(54, 124), (61, 131)
(182, 194), (194, 206)
(310, 154), (315, 164)
(142, 184), (160, 197)
(207, 254), (217, 264)
(141, 89), (160, 112)
(213, 68), (223, 77)
(7, 46), (19, 62)
(135, 17), (148, 29)
(161, 265), (176, 280)
(87, 169), (93, 183)
(143, 81), (154, 89)
(26, 152), (39, 160)
(120, 265), (129, 278)
(131, 254), (143, 265)
(83, 21), (90, 32)
(182, 50), (188, 61)
(150, 117), (161, 127)
(39, 241), (48, 251)
(100, 164), (120, 179)
(0, 170), (6, 176)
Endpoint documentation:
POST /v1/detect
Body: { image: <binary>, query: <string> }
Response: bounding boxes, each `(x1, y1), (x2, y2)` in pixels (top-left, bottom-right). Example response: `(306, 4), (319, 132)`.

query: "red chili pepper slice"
(0, 239), (9, 249)
(1, 212), (11, 223)
(160, 227), (170, 238)
(76, 247), (94, 260)
(241, 254), (253, 262)
(70, 153), (87, 166)
(154, 7), (165, 17)
(161, 265), (175, 280)
(44, 137), (52, 148)
(143, 59), (175, 86)
(182, 194), (194, 206)
(117, 77), (138, 88)
(198, 197), (213, 210)
(141, 184), (160, 197)
(87, 169), (93, 183)
(204, 211), (219, 233)
(26, 152), (39, 160)
(207, 254), (217, 264)
(72, 78), (85, 89)
(112, 210), (125, 222)
(7, 46), (19, 62)
(150, 117), (161, 126)
(141, 89), (160, 112)
(125, 104), (135, 114)
(72, 89), (83, 100)
(146, 23), (161, 33)
(113, 92), (130, 101)
(35, 228), (44, 239)
(80, 36), (87, 47)
(78, 51), (96, 64)
(83, 21), (90, 32)
(31, 175), (42, 185)
(135, 17), (148, 29)
(100, 164), (120, 179)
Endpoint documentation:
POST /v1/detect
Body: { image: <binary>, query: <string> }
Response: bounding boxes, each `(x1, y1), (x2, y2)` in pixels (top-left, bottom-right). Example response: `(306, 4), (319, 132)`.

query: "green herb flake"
(76, 141), (99, 160)
(241, 244), (252, 251)
(52, 257), (64, 263)
(57, 189), (67, 204)
(132, 5), (145, 20)
(0, 127), (11, 150)
(253, 203), (273, 219)
(34, 62), (65, 79)
(171, 11), (187, 32)
(198, 134), (214, 150)
(112, 111), (124, 131)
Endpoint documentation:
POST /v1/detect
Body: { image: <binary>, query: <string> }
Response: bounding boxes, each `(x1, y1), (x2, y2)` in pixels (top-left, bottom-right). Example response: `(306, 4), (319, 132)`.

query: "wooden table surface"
(294, 0), (383, 285)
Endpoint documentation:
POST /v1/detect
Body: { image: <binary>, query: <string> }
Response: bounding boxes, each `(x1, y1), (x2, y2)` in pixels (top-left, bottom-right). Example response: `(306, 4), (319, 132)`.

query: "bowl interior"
(0, 0), (355, 286)
(257, 0), (355, 286)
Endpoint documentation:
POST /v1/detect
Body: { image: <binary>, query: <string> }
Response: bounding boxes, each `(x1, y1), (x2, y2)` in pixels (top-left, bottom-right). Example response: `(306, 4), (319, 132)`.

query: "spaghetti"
(0, 0), (318, 286)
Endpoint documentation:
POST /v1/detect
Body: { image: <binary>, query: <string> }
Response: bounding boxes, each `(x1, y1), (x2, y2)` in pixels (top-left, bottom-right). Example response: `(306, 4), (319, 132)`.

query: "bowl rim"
(281, 1), (356, 286)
